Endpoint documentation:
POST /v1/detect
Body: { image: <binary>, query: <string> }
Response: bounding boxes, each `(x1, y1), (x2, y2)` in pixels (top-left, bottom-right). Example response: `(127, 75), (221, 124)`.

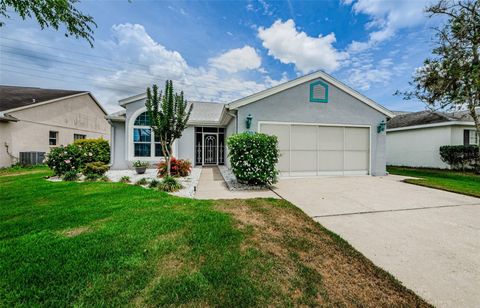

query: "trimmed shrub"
(440, 145), (479, 170)
(157, 176), (183, 192)
(74, 138), (110, 165)
(45, 138), (110, 176)
(157, 157), (192, 177)
(83, 162), (109, 177)
(227, 132), (279, 185)
(63, 170), (79, 181)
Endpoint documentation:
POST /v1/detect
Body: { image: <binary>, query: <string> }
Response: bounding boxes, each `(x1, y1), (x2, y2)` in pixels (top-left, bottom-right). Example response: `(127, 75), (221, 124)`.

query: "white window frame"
(127, 107), (177, 162)
(468, 129), (479, 145)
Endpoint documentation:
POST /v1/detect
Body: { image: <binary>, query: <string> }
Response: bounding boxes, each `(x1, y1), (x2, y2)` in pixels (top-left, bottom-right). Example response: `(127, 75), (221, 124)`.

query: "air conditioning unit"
(19, 152), (45, 166)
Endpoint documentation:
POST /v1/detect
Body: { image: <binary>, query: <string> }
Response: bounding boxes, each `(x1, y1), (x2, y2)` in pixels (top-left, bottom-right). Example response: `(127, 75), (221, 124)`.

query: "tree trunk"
(468, 103), (480, 172)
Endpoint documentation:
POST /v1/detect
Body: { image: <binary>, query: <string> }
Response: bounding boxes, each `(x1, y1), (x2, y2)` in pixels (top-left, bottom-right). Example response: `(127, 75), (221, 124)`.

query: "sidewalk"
(195, 166), (278, 199)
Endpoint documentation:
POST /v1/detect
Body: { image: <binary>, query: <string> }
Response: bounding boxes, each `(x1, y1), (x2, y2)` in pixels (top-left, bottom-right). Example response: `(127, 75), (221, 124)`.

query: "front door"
(203, 134), (217, 164)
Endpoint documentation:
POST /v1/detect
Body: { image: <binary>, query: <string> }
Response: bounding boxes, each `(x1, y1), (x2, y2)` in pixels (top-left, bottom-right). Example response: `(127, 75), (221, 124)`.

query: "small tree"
(399, 0), (480, 157)
(146, 80), (192, 176)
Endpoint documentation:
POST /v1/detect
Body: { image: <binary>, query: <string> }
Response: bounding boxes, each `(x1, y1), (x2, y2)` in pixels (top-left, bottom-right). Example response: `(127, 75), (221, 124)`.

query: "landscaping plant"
(157, 176), (183, 192)
(45, 138), (110, 176)
(145, 80), (192, 176)
(62, 170), (79, 181)
(148, 179), (160, 188)
(132, 160), (149, 174)
(119, 176), (130, 183)
(135, 178), (149, 186)
(440, 145), (479, 171)
(227, 132), (279, 185)
(157, 157), (191, 177)
(83, 162), (109, 177)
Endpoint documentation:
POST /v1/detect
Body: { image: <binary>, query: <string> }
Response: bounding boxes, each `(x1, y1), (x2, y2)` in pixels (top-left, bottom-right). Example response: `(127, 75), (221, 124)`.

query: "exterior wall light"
(377, 120), (386, 133)
(246, 114), (253, 130)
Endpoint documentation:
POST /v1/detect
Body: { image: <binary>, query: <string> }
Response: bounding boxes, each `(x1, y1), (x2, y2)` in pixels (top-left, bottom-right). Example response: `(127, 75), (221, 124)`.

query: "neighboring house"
(108, 71), (394, 176)
(0, 86), (110, 167)
(386, 110), (478, 168)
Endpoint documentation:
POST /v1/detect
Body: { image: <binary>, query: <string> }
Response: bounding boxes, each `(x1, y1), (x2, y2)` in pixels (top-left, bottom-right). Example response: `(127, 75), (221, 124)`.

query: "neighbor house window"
(49, 131), (58, 145)
(74, 134), (86, 141)
(464, 129), (478, 145)
(132, 111), (165, 158)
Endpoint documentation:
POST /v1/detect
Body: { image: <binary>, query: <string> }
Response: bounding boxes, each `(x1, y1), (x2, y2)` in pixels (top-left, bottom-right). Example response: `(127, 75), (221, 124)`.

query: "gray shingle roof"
(387, 110), (474, 129)
(0, 85), (86, 112)
(107, 101), (227, 124)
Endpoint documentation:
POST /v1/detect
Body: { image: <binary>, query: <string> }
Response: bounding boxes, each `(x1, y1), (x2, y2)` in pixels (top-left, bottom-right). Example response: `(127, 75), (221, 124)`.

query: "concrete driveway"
(273, 175), (480, 308)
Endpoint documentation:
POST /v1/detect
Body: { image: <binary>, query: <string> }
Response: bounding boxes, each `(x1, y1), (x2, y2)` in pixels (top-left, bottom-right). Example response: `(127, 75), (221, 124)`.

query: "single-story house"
(0, 85), (110, 167)
(386, 109), (478, 168)
(107, 71), (394, 176)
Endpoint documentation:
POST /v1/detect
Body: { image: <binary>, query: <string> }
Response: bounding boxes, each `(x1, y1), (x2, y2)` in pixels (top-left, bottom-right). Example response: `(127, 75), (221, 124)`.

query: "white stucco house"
(107, 71), (394, 176)
(387, 110), (478, 168)
(0, 86), (110, 167)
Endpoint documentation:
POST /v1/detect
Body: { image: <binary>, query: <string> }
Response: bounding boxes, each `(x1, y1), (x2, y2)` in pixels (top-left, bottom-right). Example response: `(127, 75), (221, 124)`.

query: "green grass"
(388, 166), (480, 198)
(0, 167), (431, 307)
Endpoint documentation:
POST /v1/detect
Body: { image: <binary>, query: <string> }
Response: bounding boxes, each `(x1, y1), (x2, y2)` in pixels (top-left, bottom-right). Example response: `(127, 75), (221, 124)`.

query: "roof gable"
(226, 71), (394, 118)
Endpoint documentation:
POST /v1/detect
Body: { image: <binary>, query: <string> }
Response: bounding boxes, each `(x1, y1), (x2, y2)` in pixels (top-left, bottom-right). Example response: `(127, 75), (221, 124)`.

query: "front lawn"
(0, 167), (430, 306)
(388, 166), (480, 198)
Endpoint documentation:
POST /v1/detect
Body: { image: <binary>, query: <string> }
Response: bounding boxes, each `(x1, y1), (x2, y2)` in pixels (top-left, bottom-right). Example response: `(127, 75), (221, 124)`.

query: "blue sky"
(0, 0), (439, 113)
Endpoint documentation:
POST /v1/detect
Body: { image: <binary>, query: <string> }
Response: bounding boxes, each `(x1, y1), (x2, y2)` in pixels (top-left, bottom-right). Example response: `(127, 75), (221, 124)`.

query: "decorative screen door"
(203, 134), (217, 164)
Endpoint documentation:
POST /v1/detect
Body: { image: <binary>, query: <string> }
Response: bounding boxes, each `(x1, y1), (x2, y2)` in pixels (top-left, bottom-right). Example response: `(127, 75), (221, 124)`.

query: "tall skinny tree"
(146, 80), (192, 176)
(400, 0), (480, 152)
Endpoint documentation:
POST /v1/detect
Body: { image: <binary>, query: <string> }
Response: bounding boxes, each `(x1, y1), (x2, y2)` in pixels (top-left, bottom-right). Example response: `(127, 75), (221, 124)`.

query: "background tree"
(146, 80), (192, 176)
(0, 0), (97, 47)
(399, 0), (480, 152)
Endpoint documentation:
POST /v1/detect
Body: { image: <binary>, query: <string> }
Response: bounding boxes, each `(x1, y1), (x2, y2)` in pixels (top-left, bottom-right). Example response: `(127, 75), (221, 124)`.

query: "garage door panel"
(318, 150), (344, 171)
(261, 124), (290, 150)
(261, 123), (369, 176)
(345, 127), (369, 151)
(291, 125), (316, 150)
(291, 150), (316, 172)
(278, 150), (290, 172)
(344, 150), (369, 171)
(318, 126), (344, 150)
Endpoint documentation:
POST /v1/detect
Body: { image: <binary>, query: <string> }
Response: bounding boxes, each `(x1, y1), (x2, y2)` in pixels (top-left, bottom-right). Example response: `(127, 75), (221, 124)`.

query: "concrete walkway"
(195, 167), (278, 200)
(273, 175), (480, 308)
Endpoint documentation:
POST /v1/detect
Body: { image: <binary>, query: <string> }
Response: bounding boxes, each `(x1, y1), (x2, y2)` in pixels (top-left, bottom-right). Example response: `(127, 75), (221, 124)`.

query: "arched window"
(132, 112), (163, 158)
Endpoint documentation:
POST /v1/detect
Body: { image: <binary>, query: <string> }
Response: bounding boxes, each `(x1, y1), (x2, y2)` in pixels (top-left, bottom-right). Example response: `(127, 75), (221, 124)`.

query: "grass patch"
(388, 166), (480, 198)
(0, 167), (431, 306)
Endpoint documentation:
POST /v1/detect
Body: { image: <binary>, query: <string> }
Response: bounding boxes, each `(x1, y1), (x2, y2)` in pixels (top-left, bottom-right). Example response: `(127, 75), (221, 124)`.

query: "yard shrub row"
(439, 145), (479, 171)
(227, 132), (279, 185)
(45, 138), (110, 176)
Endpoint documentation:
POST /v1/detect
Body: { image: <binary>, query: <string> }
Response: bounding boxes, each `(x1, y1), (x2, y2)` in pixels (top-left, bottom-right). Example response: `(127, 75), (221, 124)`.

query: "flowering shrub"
(157, 157), (192, 177)
(74, 138), (110, 165)
(45, 144), (83, 176)
(45, 138), (110, 176)
(227, 132), (279, 185)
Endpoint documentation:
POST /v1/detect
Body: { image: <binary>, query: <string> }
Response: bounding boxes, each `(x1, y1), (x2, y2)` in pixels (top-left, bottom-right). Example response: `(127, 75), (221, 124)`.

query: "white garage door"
(260, 123), (370, 176)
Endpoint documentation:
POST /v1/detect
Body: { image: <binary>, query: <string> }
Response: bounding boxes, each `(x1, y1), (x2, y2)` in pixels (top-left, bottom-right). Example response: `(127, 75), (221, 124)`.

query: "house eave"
(387, 121), (475, 132)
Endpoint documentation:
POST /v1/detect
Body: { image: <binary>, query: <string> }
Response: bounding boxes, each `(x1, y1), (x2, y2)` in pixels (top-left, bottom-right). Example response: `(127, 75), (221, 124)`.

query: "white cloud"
(93, 23), (286, 107)
(345, 0), (431, 51)
(208, 45), (262, 73)
(257, 19), (348, 73)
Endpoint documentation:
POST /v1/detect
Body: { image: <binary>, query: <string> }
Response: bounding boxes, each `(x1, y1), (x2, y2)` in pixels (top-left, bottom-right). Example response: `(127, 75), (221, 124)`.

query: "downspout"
(107, 119), (115, 168)
(228, 110), (238, 133)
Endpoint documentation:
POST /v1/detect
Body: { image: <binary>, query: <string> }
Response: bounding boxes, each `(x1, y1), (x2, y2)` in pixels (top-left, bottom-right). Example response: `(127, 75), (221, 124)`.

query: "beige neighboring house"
(0, 85), (110, 168)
